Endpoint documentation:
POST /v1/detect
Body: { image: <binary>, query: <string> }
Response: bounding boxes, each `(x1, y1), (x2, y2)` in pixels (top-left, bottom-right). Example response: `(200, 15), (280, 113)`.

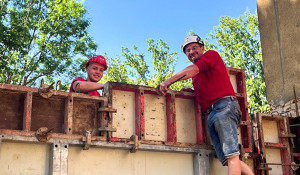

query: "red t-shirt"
(192, 50), (235, 113)
(69, 77), (100, 96)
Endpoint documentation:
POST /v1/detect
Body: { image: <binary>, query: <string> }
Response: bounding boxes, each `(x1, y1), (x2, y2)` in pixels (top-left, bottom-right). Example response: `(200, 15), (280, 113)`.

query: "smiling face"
(184, 43), (205, 63)
(86, 62), (105, 82)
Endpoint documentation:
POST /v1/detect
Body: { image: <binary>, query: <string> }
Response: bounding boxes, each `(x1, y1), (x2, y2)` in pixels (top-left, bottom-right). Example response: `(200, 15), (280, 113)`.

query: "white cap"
(181, 35), (204, 53)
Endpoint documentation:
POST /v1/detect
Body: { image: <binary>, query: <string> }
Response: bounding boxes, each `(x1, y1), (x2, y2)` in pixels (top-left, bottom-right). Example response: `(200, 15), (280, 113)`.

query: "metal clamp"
(38, 80), (55, 98)
(130, 135), (139, 153)
(36, 127), (53, 142)
(83, 131), (91, 150)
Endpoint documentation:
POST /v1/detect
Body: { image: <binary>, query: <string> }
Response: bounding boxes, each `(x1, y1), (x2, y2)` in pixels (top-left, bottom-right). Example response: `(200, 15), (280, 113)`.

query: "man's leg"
(227, 155), (254, 175)
(240, 160), (254, 175)
(227, 155), (241, 175)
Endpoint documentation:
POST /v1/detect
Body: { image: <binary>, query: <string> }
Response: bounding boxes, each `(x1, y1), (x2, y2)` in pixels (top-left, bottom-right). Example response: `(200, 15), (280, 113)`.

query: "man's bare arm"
(159, 64), (199, 95)
(72, 81), (104, 93)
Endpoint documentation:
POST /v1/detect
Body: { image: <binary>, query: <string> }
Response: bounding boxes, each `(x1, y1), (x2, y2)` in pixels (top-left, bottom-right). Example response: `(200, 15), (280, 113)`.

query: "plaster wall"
(0, 142), (50, 175)
(68, 146), (194, 175)
(257, 0), (300, 106)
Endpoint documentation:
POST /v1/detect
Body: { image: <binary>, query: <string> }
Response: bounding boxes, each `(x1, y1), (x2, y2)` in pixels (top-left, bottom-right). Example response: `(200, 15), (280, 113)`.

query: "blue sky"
(82, 0), (257, 72)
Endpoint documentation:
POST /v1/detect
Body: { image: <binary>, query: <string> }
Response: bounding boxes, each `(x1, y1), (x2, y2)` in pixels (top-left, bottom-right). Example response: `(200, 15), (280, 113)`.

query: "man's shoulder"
(205, 50), (219, 55)
(204, 50), (222, 59)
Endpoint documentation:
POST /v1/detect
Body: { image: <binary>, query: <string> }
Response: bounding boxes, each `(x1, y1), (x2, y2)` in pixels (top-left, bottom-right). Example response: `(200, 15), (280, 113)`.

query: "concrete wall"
(68, 146), (194, 175)
(0, 142), (50, 174)
(257, 0), (300, 106)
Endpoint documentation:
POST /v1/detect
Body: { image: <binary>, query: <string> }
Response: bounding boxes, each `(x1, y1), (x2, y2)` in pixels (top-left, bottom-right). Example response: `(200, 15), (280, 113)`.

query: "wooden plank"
(135, 89), (142, 139)
(64, 94), (73, 134)
(166, 93), (175, 142)
(144, 93), (167, 141)
(176, 97), (196, 144)
(111, 90), (135, 139)
(23, 92), (32, 131)
(194, 101), (203, 144)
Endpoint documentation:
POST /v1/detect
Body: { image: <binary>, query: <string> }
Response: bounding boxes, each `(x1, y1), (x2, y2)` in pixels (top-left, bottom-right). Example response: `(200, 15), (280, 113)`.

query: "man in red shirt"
(70, 55), (107, 96)
(159, 35), (253, 175)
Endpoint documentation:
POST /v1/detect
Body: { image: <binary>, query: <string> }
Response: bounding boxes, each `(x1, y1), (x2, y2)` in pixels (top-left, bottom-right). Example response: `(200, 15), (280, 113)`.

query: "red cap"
(85, 55), (107, 70)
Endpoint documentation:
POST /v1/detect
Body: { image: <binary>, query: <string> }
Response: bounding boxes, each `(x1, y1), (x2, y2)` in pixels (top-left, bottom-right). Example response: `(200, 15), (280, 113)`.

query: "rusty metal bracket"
(38, 81), (55, 98)
(98, 107), (117, 113)
(130, 134), (139, 153)
(36, 127), (53, 142)
(98, 126), (117, 132)
(98, 107), (117, 142)
(83, 131), (91, 150)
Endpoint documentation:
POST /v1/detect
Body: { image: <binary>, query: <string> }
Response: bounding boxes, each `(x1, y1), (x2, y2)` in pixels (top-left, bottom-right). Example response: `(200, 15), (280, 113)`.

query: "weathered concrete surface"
(68, 146), (194, 175)
(257, 0), (300, 106)
(0, 142), (50, 175)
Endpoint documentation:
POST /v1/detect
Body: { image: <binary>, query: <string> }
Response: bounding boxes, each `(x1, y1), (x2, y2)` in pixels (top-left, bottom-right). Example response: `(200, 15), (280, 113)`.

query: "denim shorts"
(206, 97), (242, 165)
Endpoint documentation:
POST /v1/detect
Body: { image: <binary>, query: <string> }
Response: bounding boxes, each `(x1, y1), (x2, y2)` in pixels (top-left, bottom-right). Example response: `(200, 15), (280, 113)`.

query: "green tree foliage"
(102, 39), (180, 88)
(205, 11), (269, 114)
(0, 0), (96, 88)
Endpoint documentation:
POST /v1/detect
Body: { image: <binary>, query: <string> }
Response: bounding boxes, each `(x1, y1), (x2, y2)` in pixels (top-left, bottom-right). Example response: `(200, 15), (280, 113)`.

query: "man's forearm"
(164, 65), (199, 87)
(73, 81), (104, 92)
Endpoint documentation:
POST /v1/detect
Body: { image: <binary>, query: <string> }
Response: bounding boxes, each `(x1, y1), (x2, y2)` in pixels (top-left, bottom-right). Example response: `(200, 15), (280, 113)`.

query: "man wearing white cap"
(159, 35), (253, 175)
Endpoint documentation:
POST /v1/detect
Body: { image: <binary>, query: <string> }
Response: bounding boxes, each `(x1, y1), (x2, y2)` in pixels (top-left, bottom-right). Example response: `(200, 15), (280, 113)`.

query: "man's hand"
(159, 82), (169, 96)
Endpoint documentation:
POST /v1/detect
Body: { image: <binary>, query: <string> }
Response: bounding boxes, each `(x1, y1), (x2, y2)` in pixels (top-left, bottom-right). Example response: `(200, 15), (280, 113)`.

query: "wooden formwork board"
(262, 120), (279, 143)
(175, 98), (197, 144)
(112, 90), (136, 138)
(265, 148), (283, 175)
(229, 74), (238, 93)
(72, 99), (99, 135)
(144, 94), (167, 141)
(0, 90), (24, 130)
(31, 95), (65, 133)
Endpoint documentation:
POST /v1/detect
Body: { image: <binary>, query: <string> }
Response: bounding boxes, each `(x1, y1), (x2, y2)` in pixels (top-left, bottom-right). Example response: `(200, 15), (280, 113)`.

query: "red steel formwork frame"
(105, 67), (251, 150)
(103, 82), (203, 147)
(227, 67), (252, 153)
(0, 67), (251, 152)
(254, 113), (295, 175)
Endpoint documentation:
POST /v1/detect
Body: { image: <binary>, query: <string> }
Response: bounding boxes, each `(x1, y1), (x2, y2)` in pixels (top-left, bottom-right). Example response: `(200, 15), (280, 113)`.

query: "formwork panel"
(112, 90), (135, 138)
(175, 98), (196, 144)
(229, 74), (238, 93)
(144, 94), (167, 141)
(262, 120), (279, 143)
(0, 142), (50, 175)
(0, 91), (24, 130)
(31, 95), (65, 133)
(68, 146), (193, 175)
(72, 99), (99, 135)
(265, 148), (283, 175)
